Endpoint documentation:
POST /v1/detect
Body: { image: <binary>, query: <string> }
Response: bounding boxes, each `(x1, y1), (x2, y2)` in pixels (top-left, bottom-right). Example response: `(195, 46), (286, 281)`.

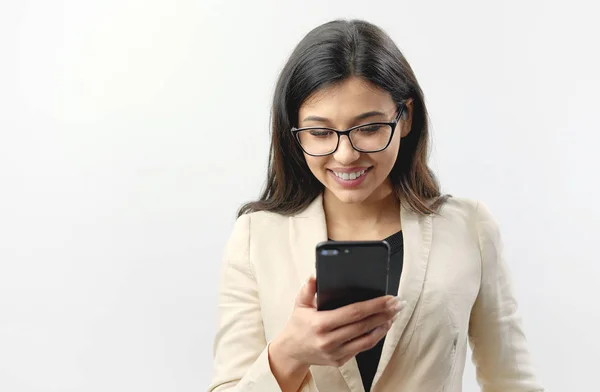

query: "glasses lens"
(350, 124), (393, 151)
(297, 129), (338, 155)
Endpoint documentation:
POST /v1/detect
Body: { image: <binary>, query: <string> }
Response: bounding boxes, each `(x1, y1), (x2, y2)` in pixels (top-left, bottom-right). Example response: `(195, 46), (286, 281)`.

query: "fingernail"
(393, 299), (407, 313)
(388, 297), (407, 311)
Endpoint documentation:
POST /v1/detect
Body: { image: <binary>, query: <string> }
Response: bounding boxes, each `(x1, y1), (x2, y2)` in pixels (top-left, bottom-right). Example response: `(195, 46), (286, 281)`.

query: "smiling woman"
(237, 20), (443, 218)
(209, 19), (543, 392)
(293, 77), (410, 205)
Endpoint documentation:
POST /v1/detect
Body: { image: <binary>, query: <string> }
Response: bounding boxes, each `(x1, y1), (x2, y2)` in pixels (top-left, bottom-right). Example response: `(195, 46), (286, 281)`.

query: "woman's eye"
(358, 125), (382, 133)
(309, 130), (333, 137)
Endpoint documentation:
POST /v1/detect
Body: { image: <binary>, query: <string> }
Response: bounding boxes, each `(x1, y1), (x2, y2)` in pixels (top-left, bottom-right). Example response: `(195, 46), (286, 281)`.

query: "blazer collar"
(289, 194), (433, 392)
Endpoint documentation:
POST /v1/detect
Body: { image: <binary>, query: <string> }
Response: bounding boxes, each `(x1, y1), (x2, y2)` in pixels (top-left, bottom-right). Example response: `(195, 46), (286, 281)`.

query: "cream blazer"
(208, 195), (543, 392)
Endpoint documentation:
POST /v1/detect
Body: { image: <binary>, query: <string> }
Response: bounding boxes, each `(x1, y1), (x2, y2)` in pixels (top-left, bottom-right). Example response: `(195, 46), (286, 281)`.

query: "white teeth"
(333, 169), (367, 180)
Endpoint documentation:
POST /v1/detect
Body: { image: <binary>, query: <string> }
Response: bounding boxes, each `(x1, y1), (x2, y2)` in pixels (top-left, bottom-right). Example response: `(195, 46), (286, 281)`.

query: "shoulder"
(436, 196), (496, 220)
(236, 209), (290, 233)
(234, 196), (322, 234)
(434, 197), (503, 253)
(227, 209), (290, 245)
(223, 210), (289, 266)
(433, 196), (500, 236)
(435, 196), (477, 223)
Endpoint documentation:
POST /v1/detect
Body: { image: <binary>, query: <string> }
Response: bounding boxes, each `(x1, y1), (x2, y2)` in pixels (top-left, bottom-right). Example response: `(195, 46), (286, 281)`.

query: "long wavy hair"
(239, 19), (448, 217)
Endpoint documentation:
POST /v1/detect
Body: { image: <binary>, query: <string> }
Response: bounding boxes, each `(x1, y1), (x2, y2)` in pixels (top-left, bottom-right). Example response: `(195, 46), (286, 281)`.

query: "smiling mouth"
(330, 167), (371, 180)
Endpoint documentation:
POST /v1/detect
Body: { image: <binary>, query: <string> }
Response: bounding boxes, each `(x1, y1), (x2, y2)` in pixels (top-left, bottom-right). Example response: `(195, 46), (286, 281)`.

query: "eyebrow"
(302, 111), (387, 123)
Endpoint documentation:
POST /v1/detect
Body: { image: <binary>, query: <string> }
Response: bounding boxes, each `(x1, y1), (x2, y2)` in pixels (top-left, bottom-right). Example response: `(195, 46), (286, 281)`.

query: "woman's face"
(297, 76), (412, 205)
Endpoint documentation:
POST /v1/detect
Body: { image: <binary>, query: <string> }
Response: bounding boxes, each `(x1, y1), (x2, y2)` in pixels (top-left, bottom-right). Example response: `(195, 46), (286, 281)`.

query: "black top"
(328, 231), (404, 392)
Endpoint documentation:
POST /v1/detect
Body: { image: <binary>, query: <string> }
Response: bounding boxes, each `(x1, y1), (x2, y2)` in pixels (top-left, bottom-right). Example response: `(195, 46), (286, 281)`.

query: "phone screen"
(316, 241), (390, 311)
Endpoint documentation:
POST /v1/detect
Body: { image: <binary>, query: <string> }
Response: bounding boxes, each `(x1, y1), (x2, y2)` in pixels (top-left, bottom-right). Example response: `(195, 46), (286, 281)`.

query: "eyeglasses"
(291, 104), (406, 157)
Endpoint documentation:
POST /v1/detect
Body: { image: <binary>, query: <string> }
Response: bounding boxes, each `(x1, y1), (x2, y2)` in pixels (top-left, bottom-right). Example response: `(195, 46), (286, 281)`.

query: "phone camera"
(321, 249), (340, 256)
(344, 249), (350, 254)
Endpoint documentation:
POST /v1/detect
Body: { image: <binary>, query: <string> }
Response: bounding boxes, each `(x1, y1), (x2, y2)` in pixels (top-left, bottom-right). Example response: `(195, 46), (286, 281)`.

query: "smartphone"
(316, 240), (390, 311)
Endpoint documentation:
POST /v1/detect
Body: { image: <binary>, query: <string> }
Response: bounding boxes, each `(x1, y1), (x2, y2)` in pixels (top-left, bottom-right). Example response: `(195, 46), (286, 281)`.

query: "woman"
(208, 19), (543, 392)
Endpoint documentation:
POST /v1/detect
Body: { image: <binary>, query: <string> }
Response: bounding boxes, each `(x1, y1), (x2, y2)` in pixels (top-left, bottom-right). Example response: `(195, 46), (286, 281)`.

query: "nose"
(333, 135), (360, 165)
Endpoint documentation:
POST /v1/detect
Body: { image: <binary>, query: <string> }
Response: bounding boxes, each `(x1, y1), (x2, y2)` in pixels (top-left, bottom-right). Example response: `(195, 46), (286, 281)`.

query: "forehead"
(299, 76), (395, 121)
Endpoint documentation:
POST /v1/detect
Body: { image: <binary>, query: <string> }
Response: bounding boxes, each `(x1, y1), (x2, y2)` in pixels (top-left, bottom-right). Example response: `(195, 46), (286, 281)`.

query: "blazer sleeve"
(208, 214), (317, 392)
(468, 201), (544, 392)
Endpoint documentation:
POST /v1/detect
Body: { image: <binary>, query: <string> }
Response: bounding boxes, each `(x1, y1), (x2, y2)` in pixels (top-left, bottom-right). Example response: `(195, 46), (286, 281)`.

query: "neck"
(323, 185), (400, 228)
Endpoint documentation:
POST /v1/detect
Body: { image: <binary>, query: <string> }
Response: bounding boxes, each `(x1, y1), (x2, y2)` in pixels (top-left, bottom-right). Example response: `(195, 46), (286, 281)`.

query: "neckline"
(383, 230), (403, 254)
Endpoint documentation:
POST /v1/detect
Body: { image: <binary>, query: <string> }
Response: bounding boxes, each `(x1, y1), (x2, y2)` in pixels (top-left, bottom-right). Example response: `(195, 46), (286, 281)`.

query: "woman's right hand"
(269, 276), (405, 376)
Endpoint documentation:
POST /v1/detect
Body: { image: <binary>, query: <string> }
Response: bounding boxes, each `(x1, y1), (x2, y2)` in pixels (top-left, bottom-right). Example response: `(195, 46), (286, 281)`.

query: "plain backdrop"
(1, 0), (599, 391)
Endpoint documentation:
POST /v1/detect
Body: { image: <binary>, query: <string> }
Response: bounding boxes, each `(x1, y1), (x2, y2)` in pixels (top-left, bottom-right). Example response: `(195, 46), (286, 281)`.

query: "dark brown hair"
(239, 19), (448, 217)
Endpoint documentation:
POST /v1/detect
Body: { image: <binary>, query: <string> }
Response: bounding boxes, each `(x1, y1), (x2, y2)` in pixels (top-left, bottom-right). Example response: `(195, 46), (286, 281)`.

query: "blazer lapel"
(371, 202), (433, 389)
(289, 195), (365, 392)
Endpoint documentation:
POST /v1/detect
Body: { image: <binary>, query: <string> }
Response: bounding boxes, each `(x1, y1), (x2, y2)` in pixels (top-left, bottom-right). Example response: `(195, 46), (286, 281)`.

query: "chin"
(327, 187), (374, 205)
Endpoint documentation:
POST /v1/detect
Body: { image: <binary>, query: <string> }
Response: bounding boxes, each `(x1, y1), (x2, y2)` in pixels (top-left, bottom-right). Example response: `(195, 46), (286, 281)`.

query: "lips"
(327, 166), (372, 188)
(331, 168), (368, 180)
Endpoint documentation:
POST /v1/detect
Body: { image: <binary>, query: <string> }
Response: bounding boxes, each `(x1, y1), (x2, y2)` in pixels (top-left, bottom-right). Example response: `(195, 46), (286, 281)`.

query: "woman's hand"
(268, 276), (405, 390)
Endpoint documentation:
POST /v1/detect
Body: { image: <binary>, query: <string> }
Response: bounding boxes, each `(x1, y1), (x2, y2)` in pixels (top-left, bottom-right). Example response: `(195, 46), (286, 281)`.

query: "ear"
(400, 98), (414, 138)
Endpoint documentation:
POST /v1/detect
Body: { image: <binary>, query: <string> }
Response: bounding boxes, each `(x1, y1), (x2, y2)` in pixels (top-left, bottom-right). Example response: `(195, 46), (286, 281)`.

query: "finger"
(336, 320), (392, 358)
(321, 295), (401, 330)
(295, 276), (317, 308)
(327, 307), (400, 345)
(330, 353), (355, 368)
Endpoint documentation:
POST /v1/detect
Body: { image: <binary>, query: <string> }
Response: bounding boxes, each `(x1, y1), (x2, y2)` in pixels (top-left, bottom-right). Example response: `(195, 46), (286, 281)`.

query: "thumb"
(296, 276), (317, 308)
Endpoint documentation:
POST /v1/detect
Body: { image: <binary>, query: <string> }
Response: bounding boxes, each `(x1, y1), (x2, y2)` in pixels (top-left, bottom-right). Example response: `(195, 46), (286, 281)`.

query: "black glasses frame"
(290, 103), (407, 157)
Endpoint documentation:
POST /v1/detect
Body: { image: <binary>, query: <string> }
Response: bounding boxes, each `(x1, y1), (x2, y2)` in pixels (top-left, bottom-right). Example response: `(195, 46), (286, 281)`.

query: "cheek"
(374, 138), (400, 171)
(304, 155), (327, 176)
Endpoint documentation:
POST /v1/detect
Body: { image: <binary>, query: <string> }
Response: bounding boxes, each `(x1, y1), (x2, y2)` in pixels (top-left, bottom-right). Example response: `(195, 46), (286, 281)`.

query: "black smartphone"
(315, 240), (390, 311)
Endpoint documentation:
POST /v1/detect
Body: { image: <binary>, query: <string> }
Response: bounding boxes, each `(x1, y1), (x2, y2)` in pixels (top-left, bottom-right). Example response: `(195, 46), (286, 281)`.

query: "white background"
(1, 0), (599, 391)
